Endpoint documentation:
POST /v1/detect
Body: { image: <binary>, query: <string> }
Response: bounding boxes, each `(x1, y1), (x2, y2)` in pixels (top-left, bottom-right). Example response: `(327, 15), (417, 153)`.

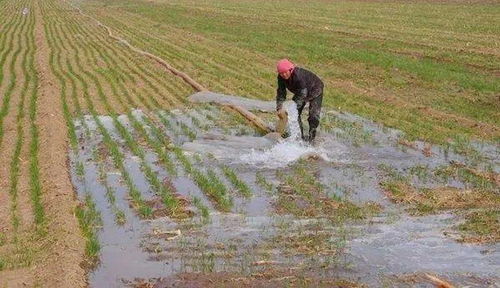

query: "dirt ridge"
(31, 1), (86, 286)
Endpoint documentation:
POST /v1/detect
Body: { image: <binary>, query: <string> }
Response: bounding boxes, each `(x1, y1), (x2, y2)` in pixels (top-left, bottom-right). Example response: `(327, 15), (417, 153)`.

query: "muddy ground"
(70, 95), (499, 287)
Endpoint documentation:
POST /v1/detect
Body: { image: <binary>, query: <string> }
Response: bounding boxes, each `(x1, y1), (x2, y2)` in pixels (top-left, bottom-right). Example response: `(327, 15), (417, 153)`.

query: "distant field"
(82, 0), (500, 143)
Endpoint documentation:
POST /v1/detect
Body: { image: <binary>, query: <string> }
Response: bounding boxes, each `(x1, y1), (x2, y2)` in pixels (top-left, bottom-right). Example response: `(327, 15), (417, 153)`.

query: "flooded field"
(70, 94), (499, 287)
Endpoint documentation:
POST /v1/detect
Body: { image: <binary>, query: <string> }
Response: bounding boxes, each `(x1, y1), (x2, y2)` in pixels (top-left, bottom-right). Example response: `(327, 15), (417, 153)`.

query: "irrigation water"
(69, 98), (499, 287)
(240, 101), (330, 169)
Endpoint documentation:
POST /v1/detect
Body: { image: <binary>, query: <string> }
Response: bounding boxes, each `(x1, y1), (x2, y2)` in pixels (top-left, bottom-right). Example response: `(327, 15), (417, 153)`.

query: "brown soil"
(126, 269), (364, 288)
(143, 181), (194, 220)
(0, 47), (18, 235)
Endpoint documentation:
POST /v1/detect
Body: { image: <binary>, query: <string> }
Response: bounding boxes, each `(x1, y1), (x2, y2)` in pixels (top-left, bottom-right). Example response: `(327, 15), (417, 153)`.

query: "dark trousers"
(295, 93), (323, 139)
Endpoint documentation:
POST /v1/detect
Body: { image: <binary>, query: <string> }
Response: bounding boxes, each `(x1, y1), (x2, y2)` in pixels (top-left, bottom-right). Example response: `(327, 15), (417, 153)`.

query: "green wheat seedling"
(110, 116), (180, 215)
(97, 162), (127, 225)
(0, 9), (24, 147)
(173, 146), (193, 174)
(191, 155), (206, 167)
(8, 14), (32, 232)
(192, 196), (210, 224)
(448, 135), (484, 164)
(255, 171), (275, 193)
(81, 35), (179, 181)
(222, 165), (252, 198)
(0, 5), (20, 92)
(110, 114), (180, 214)
(200, 169), (233, 211)
(44, 25), (78, 149)
(322, 114), (374, 147)
(408, 165), (431, 183)
(75, 193), (102, 266)
(68, 14), (188, 109)
(174, 149), (232, 212)
(99, 121), (152, 218)
(434, 164), (496, 191)
(27, 15), (45, 227)
(179, 120), (197, 141)
(187, 110), (211, 131)
(82, 0), (500, 145)
(189, 113), (202, 128)
(377, 163), (408, 182)
(76, 161), (85, 179)
(194, 108), (215, 131)
(128, 113), (177, 176)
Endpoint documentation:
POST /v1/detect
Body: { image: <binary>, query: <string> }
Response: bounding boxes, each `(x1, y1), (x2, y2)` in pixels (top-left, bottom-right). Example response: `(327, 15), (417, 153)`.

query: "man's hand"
(275, 108), (288, 135)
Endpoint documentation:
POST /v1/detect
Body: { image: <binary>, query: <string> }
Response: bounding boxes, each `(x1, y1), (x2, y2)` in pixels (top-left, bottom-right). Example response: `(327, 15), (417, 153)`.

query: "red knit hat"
(277, 59), (295, 74)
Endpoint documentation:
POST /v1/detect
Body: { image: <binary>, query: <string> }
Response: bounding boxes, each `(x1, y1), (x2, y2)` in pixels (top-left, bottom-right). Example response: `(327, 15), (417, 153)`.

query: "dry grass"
(456, 209), (499, 244)
(381, 182), (499, 215)
(276, 160), (381, 220)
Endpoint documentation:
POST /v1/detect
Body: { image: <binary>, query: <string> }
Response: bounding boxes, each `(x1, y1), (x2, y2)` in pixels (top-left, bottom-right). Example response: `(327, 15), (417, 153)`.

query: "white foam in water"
(240, 102), (329, 168)
(287, 101), (302, 141)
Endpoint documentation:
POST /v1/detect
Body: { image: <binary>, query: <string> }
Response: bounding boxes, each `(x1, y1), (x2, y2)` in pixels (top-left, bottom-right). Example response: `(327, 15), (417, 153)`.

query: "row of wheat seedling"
(95, 149), (126, 225)
(74, 160), (103, 265)
(172, 146), (233, 212)
(65, 3), (189, 109)
(8, 7), (32, 232)
(86, 8), (269, 97)
(26, 5), (45, 229)
(0, 2), (26, 146)
(150, 109), (254, 212)
(222, 166), (252, 198)
(43, 3), (152, 262)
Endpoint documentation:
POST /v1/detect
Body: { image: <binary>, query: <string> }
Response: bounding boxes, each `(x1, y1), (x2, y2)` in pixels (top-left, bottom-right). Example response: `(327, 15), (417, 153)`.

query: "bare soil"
(126, 269), (364, 288)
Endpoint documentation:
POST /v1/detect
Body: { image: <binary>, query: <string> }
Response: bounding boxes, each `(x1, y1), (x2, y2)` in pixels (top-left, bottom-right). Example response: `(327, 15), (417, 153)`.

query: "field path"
(32, 1), (86, 286)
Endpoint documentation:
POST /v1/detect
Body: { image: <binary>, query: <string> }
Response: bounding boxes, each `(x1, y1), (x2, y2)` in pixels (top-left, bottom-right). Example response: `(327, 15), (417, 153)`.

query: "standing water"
(240, 101), (329, 168)
(69, 101), (499, 287)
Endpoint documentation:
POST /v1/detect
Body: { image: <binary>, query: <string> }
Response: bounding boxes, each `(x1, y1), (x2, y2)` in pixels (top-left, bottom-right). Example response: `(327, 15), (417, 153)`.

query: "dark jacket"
(276, 67), (324, 110)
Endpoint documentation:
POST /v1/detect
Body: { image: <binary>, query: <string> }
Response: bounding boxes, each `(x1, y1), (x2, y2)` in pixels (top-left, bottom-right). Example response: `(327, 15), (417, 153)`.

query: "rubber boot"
(308, 128), (317, 143)
(299, 119), (306, 141)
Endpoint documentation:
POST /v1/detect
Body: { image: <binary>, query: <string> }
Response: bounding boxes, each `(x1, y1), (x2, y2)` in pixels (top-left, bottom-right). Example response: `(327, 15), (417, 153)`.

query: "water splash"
(287, 101), (302, 140)
(240, 102), (329, 168)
